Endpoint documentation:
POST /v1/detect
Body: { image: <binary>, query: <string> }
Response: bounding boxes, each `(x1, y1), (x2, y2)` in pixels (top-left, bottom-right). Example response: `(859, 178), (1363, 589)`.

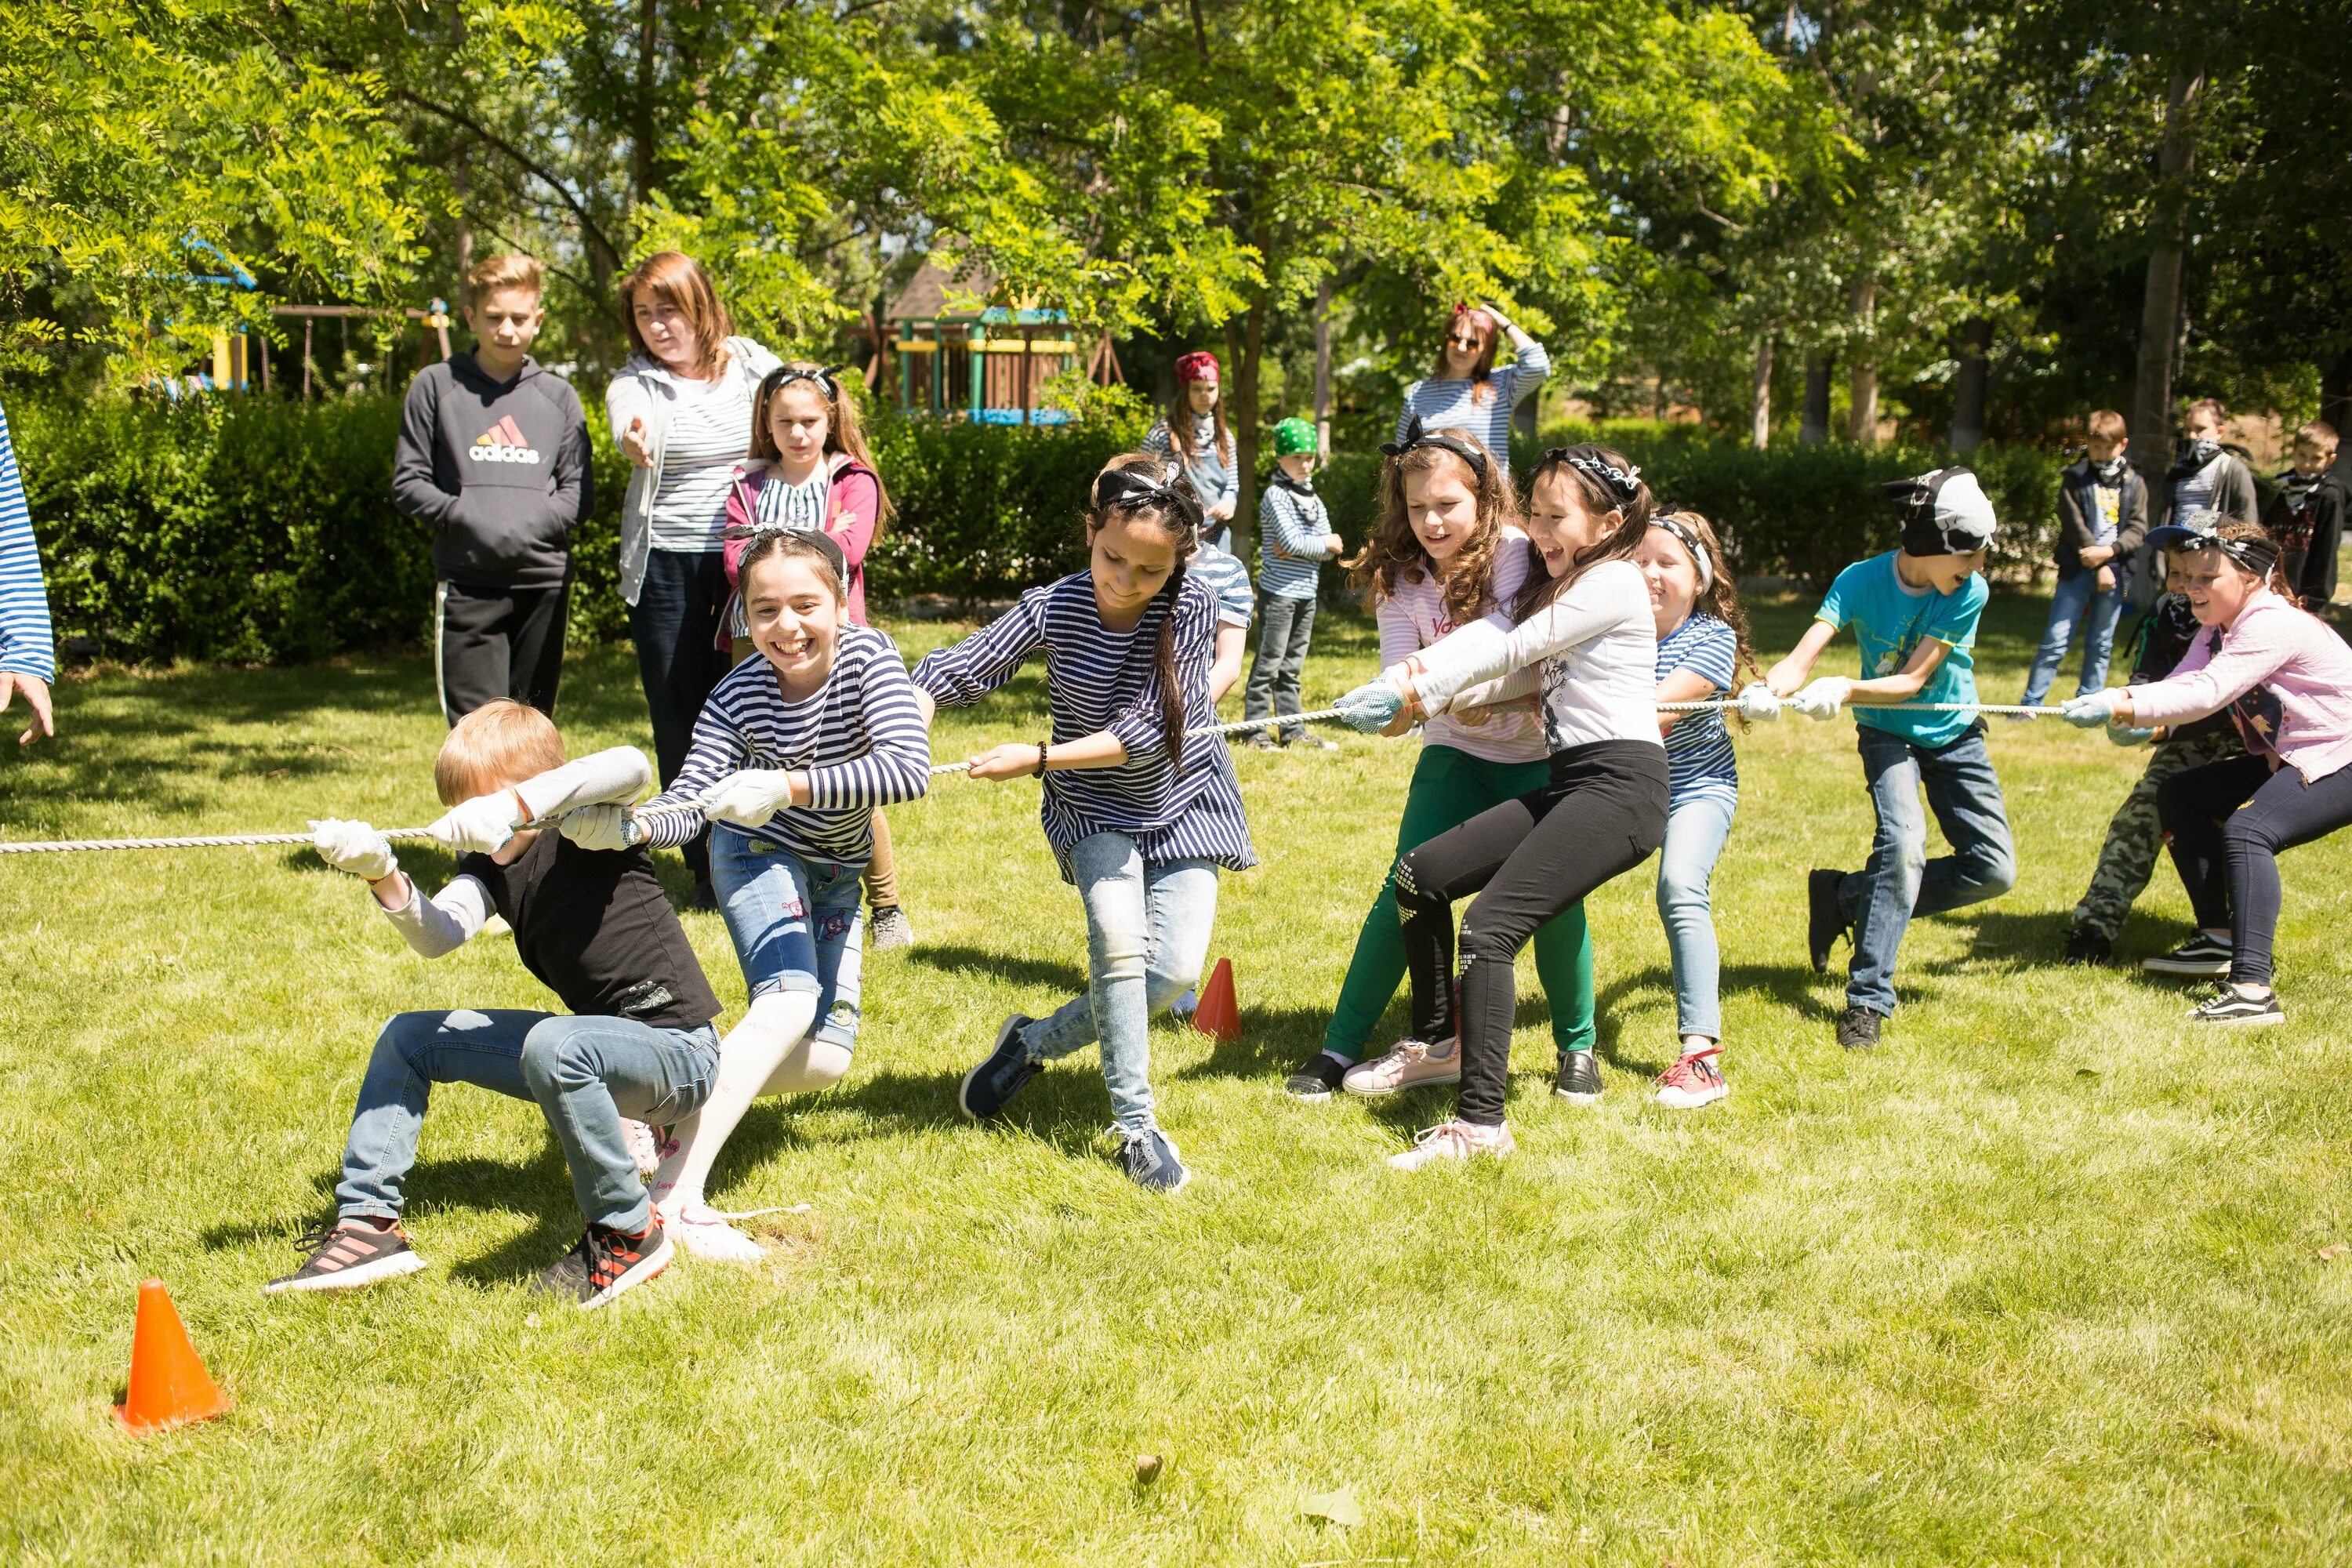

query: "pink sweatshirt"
(724, 454), (882, 626)
(1376, 532), (1546, 765)
(2127, 590), (2352, 782)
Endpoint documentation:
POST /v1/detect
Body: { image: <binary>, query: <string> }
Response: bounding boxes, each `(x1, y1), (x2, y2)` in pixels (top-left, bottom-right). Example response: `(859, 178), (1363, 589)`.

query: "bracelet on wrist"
(1035, 741), (1051, 777)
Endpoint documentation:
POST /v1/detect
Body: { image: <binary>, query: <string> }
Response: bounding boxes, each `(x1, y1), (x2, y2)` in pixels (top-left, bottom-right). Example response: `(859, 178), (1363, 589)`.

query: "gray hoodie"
(393, 353), (593, 590)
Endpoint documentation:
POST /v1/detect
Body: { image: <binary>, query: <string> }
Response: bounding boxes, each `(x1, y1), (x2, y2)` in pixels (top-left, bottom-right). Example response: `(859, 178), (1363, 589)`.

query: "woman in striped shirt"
(606, 252), (782, 905)
(1639, 510), (1754, 1110)
(1392, 303), (1549, 481)
(561, 531), (931, 1258)
(0, 398), (54, 743)
(913, 456), (1254, 1192)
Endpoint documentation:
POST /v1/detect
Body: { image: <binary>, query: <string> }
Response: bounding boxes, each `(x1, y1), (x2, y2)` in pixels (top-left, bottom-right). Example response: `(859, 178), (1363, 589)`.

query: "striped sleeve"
(0, 402), (56, 681)
(912, 589), (1051, 707)
(803, 646), (931, 810)
(1141, 422), (1176, 458)
(1665, 617), (1737, 693)
(1503, 339), (1551, 404)
(1105, 586), (1215, 760)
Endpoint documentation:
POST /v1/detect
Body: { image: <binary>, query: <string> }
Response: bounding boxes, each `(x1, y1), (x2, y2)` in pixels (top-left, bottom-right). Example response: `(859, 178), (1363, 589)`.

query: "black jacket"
(393, 354), (593, 590)
(2263, 468), (2348, 606)
(2054, 456), (2147, 579)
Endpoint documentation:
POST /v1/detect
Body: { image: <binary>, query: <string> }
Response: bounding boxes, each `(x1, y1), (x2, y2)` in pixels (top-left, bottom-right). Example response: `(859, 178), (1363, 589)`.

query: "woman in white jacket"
(605, 251), (781, 906)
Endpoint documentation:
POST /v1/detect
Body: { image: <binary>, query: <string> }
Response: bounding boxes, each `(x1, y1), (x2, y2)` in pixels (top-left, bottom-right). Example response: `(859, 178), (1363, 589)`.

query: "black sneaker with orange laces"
(264, 1216), (426, 1295)
(534, 1218), (673, 1309)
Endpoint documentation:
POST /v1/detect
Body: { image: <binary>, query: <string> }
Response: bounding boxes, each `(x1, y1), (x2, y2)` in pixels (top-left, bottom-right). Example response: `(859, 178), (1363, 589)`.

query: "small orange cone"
(115, 1279), (233, 1434)
(1190, 957), (1241, 1044)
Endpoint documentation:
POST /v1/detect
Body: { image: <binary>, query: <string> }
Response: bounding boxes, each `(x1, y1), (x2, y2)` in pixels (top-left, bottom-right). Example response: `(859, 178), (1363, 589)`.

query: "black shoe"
(960, 1014), (1041, 1121)
(2187, 985), (2284, 1025)
(2142, 932), (2233, 978)
(1807, 869), (1849, 974)
(533, 1219), (672, 1309)
(263, 1217), (426, 1295)
(1554, 1049), (1602, 1105)
(2061, 928), (2114, 966)
(689, 875), (719, 913)
(1836, 1006), (1885, 1051)
(1116, 1126), (1190, 1192)
(1284, 1053), (1348, 1102)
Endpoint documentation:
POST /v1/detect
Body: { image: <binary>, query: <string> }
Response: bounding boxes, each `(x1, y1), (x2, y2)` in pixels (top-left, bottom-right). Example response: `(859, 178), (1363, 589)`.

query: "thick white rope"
(0, 701), (2080, 855)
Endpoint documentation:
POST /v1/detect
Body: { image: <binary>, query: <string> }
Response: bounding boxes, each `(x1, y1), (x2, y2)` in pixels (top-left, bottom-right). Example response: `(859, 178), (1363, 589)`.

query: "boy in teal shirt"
(1764, 467), (2016, 1049)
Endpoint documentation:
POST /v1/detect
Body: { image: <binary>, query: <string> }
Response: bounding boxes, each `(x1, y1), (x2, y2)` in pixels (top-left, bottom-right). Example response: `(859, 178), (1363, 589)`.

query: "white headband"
(1650, 514), (1713, 593)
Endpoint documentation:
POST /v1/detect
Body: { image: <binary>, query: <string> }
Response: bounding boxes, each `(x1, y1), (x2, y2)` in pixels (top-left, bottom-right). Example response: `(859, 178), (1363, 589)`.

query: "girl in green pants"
(1284, 426), (1596, 1102)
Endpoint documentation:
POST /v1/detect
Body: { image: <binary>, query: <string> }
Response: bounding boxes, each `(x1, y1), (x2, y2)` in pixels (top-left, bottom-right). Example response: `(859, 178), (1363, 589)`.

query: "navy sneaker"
(2143, 932), (2233, 978)
(1284, 1052), (1348, 1101)
(1116, 1126), (1190, 1192)
(960, 1014), (1041, 1121)
(2187, 985), (2284, 1025)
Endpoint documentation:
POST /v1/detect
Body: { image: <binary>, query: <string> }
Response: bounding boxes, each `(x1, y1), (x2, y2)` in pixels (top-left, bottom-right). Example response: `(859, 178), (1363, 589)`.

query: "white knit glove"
(700, 770), (799, 829)
(310, 818), (397, 881)
(427, 791), (524, 855)
(558, 804), (643, 852)
(1788, 677), (1853, 721)
(1735, 683), (1781, 722)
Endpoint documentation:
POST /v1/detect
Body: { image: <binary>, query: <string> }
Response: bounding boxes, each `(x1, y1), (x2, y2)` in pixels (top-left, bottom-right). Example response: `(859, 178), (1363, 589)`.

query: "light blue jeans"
(710, 826), (865, 1052)
(1839, 724), (2016, 1015)
(336, 1009), (720, 1233)
(2020, 568), (2127, 706)
(1021, 832), (1219, 1135)
(1656, 788), (1737, 1040)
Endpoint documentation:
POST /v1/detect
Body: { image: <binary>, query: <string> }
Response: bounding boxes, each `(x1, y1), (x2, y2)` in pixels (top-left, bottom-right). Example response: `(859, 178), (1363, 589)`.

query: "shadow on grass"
(906, 942), (1091, 995)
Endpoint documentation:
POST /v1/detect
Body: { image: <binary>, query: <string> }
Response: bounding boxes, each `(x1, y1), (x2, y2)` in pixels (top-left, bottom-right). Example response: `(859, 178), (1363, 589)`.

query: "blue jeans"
(1839, 724), (2016, 1015)
(2020, 568), (2126, 706)
(1243, 590), (1316, 741)
(336, 1009), (720, 1232)
(710, 826), (865, 1052)
(1021, 832), (1218, 1136)
(1656, 789), (1737, 1040)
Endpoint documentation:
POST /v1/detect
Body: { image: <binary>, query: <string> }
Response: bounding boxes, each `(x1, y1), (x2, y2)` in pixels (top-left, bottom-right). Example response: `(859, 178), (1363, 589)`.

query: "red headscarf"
(1174, 350), (1221, 383)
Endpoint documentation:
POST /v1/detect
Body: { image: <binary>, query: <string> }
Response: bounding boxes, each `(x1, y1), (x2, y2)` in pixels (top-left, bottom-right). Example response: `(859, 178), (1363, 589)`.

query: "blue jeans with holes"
(1020, 832), (1219, 1136)
(1656, 788), (1738, 1040)
(710, 826), (865, 1052)
(336, 1009), (719, 1233)
(2020, 568), (2127, 707)
(1838, 724), (2016, 1016)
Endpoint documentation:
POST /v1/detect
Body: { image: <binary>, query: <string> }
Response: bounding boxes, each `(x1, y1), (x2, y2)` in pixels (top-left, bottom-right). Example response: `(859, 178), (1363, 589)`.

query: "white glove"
(1735, 683), (1781, 722)
(700, 770), (799, 829)
(427, 790), (524, 855)
(310, 818), (397, 881)
(514, 746), (655, 820)
(1788, 677), (1853, 720)
(2106, 721), (2157, 748)
(559, 803), (643, 852)
(2060, 690), (2122, 728)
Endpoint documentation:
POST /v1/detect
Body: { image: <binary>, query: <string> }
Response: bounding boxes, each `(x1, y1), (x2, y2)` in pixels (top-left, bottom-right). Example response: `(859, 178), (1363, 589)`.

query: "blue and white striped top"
(1257, 478), (1335, 601)
(1657, 612), (1738, 801)
(913, 572), (1257, 881)
(1392, 342), (1551, 479)
(1189, 546), (1255, 628)
(637, 625), (930, 867)
(0, 401), (55, 681)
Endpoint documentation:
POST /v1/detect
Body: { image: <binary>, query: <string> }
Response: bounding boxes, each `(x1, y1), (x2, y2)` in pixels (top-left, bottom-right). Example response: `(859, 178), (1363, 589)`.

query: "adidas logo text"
(470, 415), (543, 466)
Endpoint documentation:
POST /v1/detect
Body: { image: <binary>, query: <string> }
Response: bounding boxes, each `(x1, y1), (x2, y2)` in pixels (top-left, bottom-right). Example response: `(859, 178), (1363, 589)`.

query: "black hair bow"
(1094, 464), (1205, 531)
(1381, 416), (1490, 481)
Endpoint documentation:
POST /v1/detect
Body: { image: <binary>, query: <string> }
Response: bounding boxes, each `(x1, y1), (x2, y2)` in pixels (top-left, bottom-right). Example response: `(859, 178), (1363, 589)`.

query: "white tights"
(652, 990), (848, 1212)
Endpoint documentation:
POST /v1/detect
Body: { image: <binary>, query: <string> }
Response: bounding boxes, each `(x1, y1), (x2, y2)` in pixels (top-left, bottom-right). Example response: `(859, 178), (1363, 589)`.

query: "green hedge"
(8, 390), (2064, 666)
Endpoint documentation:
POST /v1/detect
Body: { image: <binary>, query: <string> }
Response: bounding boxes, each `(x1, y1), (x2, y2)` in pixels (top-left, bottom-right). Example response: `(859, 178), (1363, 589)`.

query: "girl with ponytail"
(910, 454), (1254, 1192)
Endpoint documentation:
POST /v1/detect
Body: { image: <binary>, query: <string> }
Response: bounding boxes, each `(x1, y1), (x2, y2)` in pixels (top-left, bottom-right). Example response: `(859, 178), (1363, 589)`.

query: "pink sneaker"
(1342, 1038), (1462, 1098)
(1654, 1047), (1728, 1109)
(1388, 1119), (1515, 1171)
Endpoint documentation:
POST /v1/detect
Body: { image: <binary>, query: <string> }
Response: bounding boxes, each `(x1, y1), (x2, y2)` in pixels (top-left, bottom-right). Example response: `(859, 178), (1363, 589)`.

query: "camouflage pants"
(2071, 728), (2245, 939)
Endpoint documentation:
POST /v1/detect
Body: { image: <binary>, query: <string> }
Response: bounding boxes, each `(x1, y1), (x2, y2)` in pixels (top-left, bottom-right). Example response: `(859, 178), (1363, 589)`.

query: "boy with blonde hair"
(269, 701), (723, 1308)
(394, 253), (593, 723)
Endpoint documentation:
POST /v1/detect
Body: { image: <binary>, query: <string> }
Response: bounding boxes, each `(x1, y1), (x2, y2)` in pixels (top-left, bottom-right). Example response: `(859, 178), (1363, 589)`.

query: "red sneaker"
(1653, 1047), (1728, 1109)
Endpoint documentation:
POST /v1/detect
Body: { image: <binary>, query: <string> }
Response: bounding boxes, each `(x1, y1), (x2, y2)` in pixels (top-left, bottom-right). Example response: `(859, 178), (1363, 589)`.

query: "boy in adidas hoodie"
(394, 253), (593, 724)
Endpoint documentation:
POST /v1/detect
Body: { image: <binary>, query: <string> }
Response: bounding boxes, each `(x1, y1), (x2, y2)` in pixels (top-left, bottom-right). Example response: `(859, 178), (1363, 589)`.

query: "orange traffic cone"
(115, 1279), (233, 1434)
(1190, 957), (1241, 1044)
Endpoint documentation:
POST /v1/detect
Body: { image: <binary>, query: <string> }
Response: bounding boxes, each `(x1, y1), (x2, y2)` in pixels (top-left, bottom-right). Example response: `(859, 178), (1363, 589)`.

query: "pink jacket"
(724, 453), (881, 626)
(2127, 590), (2352, 782)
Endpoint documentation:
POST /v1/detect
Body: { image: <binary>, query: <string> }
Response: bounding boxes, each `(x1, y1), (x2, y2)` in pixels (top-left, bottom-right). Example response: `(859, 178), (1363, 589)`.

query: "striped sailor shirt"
(1656, 612), (1739, 802)
(1392, 341), (1551, 477)
(637, 625), (931, 867)
(1257, 477), (1336, 601)
(0, 401), (55, 681)
(912, 572), (1257, 881)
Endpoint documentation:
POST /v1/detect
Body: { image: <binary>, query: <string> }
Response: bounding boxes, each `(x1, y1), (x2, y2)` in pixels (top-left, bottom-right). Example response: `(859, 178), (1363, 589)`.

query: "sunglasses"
(1446, 334), (1485, 350)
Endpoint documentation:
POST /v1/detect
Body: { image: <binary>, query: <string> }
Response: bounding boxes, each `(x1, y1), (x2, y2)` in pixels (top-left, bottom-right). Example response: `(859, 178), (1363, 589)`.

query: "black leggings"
(2157, 752), (2352, 985)
(1396, 740), (1669, 1125)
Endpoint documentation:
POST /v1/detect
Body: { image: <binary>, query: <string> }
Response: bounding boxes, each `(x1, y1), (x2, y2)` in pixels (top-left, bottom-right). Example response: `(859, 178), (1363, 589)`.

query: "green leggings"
(1322, 743), (1597, 1060)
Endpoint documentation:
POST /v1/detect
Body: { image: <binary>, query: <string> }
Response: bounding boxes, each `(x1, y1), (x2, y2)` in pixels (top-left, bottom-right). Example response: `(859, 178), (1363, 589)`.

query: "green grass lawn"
(5, 592), (2351, 1565)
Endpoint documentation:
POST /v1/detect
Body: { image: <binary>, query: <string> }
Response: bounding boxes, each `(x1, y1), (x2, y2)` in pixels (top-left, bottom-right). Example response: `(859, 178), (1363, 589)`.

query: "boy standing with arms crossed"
(394, 255), (594, 723)
(1244, 417), (1345, 750)
(2021, 410), (2146, 709)
(1766, 468), (2016, 1050)
(269, 702), (722, 1308)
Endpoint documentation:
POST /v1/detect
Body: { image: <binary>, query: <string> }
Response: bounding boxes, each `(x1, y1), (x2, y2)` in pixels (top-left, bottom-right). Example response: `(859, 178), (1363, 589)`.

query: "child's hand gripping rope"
(308, 818), (398, 880)
(1334, 676), (1407, 733)
(1785, 677), (1853, 720)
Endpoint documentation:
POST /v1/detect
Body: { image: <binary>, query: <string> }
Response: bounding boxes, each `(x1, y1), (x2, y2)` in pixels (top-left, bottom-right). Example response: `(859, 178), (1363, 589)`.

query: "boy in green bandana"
(1245, 417), (1345, 749)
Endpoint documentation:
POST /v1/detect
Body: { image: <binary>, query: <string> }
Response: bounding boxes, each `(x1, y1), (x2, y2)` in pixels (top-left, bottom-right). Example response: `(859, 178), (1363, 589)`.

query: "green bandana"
(1272, 417), (1316, 457)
